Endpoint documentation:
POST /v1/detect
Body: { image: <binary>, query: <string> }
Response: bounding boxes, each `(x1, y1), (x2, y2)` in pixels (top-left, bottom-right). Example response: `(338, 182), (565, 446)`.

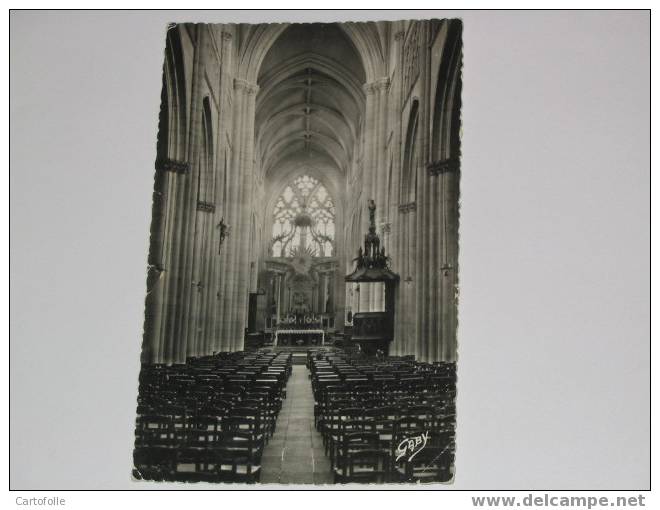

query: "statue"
(368, 199), (376, 228)
(354, 246), (365, 268)
(377, 246), (389, 268)
(216, 218), (231, 253)
(363, 199), (381, 264)
(292, 291), (309, 313)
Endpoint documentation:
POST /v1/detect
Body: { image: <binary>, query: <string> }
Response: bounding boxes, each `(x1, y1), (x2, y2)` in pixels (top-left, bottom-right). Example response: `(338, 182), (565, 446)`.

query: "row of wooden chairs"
(134, 442), (263, 483)
(332, 440), (454, 484)
(309, 352), (456, 484)
(133, 351), (293, 483)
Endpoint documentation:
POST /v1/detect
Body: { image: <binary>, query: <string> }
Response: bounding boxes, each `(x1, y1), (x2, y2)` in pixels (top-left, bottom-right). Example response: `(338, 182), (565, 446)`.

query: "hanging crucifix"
(216, 218), (231, 253)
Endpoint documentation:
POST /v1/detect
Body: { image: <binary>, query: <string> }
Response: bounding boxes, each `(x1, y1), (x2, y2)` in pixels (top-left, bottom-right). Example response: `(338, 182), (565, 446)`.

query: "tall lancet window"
(271, 175), (335, 258)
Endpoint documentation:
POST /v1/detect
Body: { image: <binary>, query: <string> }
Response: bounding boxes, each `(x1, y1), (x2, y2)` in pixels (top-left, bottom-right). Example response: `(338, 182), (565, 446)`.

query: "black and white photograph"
(134, 18), (462, 485)
(9, 8), (650, 501)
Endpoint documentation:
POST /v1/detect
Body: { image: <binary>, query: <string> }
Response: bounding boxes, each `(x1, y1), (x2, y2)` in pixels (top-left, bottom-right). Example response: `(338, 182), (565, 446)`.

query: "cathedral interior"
(135, 19), (462, 484)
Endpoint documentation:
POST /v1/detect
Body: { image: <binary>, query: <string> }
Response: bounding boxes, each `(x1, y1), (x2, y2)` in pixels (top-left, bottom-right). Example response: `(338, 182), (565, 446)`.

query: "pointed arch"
(339, 22), (387, 82)
(163, 26), (188, 158)
(238, 23), (290, 83)
(198, 96), (214, 201)
(401, 99), (420, 204)
(431, 20), (463, 162)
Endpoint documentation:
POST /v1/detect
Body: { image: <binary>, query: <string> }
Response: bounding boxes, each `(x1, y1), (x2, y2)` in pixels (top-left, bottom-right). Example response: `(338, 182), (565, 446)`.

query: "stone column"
(425, 24), (462, 362)
(230, 79), (259, 349)
(219, 76), (247, 350)
(408, 206), (417, 357)
(153, 27), (196, 363)
(156, 171), (180, 363)
(415, 21), (432, 362)
(438, 167), (448, 362)
(373, 78), (390, 312)
(333, 266), (343, 333)
(200, 212), (213, 357)
(180, 31), (205, 361)
(362, 82), (377, 224)
(360, 83), (377, 312)
(207, 30), (234, 355)
(374, 78), (390, 221)
(389, 28), (406, 356)
(430, 167), (441, 362)
(444, 163), (460, 362)
(143, 62), (176, 363)
(447, 56), (462, 363)
(162, 24), (207, 364)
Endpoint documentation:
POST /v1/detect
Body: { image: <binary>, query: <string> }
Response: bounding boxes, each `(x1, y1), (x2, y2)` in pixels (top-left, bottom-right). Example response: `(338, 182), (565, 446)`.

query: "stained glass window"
(271, 175), (335, 257)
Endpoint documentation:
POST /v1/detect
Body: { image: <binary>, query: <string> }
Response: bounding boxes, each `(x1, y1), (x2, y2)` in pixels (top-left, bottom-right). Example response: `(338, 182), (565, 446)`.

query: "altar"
(274, 329), (325, 347)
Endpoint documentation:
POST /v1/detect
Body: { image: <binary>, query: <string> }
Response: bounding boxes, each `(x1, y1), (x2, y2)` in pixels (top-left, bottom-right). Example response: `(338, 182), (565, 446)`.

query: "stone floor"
(260, 365), (334, 485)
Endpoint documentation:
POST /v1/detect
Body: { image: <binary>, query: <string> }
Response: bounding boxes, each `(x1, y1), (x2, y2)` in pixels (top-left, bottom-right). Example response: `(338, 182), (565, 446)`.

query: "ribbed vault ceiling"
(256, 24), (366, 190)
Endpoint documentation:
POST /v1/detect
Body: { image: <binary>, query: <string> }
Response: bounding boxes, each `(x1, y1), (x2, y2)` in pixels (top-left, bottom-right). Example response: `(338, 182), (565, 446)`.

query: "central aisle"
(260, 365), (333, 484)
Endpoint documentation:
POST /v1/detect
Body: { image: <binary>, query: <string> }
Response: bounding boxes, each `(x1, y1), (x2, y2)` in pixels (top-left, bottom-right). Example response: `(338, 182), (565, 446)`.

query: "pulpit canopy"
(345, 200), (399, 283)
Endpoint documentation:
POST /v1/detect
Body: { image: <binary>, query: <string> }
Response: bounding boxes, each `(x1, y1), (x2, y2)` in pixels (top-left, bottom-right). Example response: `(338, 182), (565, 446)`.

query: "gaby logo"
(395, 431), (430, 462)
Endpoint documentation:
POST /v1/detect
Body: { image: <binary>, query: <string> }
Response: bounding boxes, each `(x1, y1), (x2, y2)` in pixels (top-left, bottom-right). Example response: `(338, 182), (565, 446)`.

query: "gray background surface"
(9, 10), (650, 489)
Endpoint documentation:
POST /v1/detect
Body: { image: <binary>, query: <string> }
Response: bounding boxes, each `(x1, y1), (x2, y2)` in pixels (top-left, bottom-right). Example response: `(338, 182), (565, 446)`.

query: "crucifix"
(216, 218), (231, 253)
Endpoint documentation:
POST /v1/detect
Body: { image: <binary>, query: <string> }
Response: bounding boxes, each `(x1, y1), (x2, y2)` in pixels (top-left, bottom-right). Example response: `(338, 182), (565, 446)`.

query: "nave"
(133, 348), (456, 484)
(136, 18), (462, 485)
(259, 366), (333, 484)
(142, 19), (462, 366)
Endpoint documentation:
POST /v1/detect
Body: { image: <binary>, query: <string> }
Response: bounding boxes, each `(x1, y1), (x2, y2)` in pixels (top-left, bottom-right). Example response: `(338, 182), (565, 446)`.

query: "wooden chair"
(133, 446), (176, 482)
(393, 446), (454, 483)
(228, 408), (265, 441)
(370, 418), (398, 460)
(186, 416), (222, 444)
(333, 431), (380, 480)
(397, 416), (426, 436)
(174, 447), (222, 483)
(335, 449), (389, 484)
(321, 407), (343, 453)
(216, 440), (262, 483)
(329, 419), (366, 468)
(406, 405), (437, 430)
(135, 415), (175, 447)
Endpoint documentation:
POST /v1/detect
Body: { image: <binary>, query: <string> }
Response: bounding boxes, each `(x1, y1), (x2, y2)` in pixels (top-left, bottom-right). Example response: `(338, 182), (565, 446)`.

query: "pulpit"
(345, 200), (399, 356)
